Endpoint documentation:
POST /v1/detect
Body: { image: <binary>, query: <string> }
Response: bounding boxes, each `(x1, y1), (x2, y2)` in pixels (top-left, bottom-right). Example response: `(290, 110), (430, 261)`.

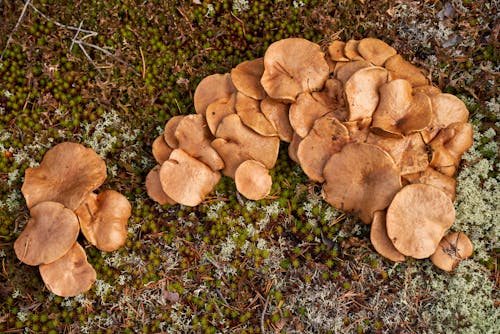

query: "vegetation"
(1, 0), (498, 333)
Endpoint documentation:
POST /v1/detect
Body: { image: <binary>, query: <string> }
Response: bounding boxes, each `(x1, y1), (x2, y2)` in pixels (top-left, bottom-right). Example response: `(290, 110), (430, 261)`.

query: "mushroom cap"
(193, 73), (236, 116)
(230, 58), (267, 100)
(430, 232), (473, 272)
(145, 165), (177, 205)
(322, 142), (402, 224)
(260, 38), (329, 102)
(344, 66), (388, 121)
(342, 118), (372, 143)
(297, 113), (349, 182)
(289, 92), (331, 138)
(152, 134), (173, 164)
(385, 54), (429, 87)
(163, 115), (184, 149)
(205, 94), (237, 136)
(21, 142), (107, 210)
(371, 79), (432, 136)
(344, 39), (364, 61)
(75, 190), (131, 252)
(287, 132), (302, 164)
(39, 242), (96, 297)
(334, 60), (372, 85)
(357, 37), (397, 66)
(234, 160), (272, 200)
(175, 114), (225, 171)
(159, 148), (221, 206)
(412, 85), (442, 96)
(260, 97), (294, 142)
(328, 40), (349, 61)
(370, 211), (406, 262)
(386, 183), (455, 259)
(403, 167), (456, 201)
(14, 201), (80, 266)
(235, 92), (277, 137)
(213, 114), (280, 178)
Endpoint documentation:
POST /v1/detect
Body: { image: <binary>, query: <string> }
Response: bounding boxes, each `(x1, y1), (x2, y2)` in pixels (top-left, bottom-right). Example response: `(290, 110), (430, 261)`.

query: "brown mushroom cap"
(193, 73), (236, 116)
(205, 94), (237, 136)
(357, 37), (397, 66)
(430, 232), (473, 272)
(14, 201), (80, 266)
(370, 211), (406, 262)
(213, 114), (280, 178)
(39, 242), (96, 297)
(344, 66), (388, 121)
(289, 92), (331, 138)
(175, 114), (225, 171)
(159, 148), (221, 206)
(371, 79), (432, 136)
(145, 165), (177, 205)
(385, 54), (429, 87)
(334, 60), (372, 85)
(342, 118), (372, 143)
(344, 39), (364, 61)
(163, 115), (184, 149)
(235, 92), (277, 137)
(230, 58), (266, 100)
(75, 190), (131, 252)
(403, 167), (456, 201)
(287, 132), (302, 164)
(297, 113), (349, 182)
(260, 97), (294, 142)
(234, 160), (272, 200)
(386, 184), (455, 259)
(21, 142), (107, 210)
(152, 134), (173, 164)
(328, 40), (349, 61)
(322, 143), (402, 224)
(260, 38), (330, 102)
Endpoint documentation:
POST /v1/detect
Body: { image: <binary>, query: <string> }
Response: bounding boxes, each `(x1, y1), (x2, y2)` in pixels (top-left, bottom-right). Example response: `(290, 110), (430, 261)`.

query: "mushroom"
(344, 66), (388, 121)
(344, 39), (364, 61)
(403, 167), (456, 201)
(297, 113), (350, 182)
(322, 143), (402, 224)
(235, 92), (277, 137)
(260, 97), (294, 142)
(152, 134), (173, 164)
(385, 54), (429, 87)
(74, 190), (131, 252)
(230, 58), (267, 100)
(288, 92), (331, 138)
(357, 37), (397, 66)
(163, 115), (185, 149)
(145, 165), (177, 205)
(334, 60), (372, 85)
(328, 40), (349, 61)
(234, 160), (272, 200)
(386, 184), (455, 259)
(159, 148), (221, 206)
(342, 118), (372, 143)
(370, 211), (406, 262)
(21, 142), (107, 210)
(205, 94), (237, 136)
(430, 232), (473, 272)
(14, 201), (80, 266)
(175, 114), (225, 171)
(371, 79), (432, 136)
(260, 38), (330, 102)
(39, 242), (96, 297)
(193, 73), (236, 116)
(287, 132), (302, 164)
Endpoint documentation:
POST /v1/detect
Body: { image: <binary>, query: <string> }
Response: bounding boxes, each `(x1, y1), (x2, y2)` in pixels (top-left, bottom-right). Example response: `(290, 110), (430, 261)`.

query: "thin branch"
(260, 292), (270, 334)
(1, 0), (31, 61)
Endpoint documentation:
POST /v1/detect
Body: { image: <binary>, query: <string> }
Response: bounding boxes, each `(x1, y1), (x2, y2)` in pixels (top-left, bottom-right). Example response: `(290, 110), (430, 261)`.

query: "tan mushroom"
(342, 118), (372, 143)
(430, 232), (473, 272)
(357, 37), (397, 66)
(344, 66), (388, 121)
(21, 142), (107, 210)
(235, 92), (277, 137)
(175, 114), (225, 171)
(39, 242), (96, 297)
(371, 79), (432, 136)
(370, 211), (406, 262)
(413, 85), (442, 96)
(205, 94), (237, 136)
(328, 40), (349, 61)
(322, 143), (402, 224)
(260, 38), (330, 102)
(385, 54), (429, 87)
(145, 165), (177, 205)
(287, 132), (302, 164)
(260, 97), (294, 142)
(386, 184), (455, 259)
(75, 190), (131, 252)
(297, 113), (350, 182)
(163, 115), (185, 149)
(288, 92), (331, 138)
(344, 39), (364, 61)
(14, 201), (80, 266)
(152, 134), (173, 164)
(334, 60), (372, 85)
(403, 167), (456, 201)
(230, 58), (267, 100)
(193, 73), (236, 116)
(159, 148), (221, 206)
(235, 160), (272, 200)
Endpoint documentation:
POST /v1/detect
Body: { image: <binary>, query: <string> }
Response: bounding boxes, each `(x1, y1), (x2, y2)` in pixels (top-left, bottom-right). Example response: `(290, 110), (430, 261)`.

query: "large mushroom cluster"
(14, 142), (132, 296)
(147, 37), (474, 271)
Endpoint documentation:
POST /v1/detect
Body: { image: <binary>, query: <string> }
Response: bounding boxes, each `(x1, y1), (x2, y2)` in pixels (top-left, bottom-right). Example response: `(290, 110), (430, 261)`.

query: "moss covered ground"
(0, 0), (498, 333)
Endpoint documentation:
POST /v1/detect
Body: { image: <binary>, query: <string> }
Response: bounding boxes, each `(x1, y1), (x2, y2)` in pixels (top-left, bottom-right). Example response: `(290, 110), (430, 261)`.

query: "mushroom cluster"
(147, 37), (474, 271)
(14, 142), (132, 296)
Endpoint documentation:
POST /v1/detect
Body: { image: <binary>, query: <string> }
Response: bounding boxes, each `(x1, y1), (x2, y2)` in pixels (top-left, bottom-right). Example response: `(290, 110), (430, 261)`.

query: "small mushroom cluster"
(14, 142), (132, 296)
(147, 37), (474, 271)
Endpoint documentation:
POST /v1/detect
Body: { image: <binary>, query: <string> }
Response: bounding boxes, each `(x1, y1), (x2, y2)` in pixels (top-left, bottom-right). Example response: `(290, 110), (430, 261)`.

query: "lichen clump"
(147, 37), (475, 271)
